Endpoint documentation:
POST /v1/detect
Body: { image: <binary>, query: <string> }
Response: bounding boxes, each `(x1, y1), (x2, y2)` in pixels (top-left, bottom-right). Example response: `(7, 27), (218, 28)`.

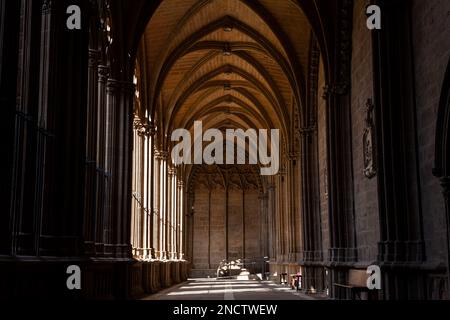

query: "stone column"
(95, 65), (109, 256)
(372, 0), (425, 299)
(287, 156), (297, 262)
(267, 183), (276, 260)
(106, 78), (135, 258)
(131, 116), (141, 257)
(178, 181), (185, 260)
(149, 124), (156, 259)
(442, 177), (450, 296)
(83, 49), (100, 255)
(154, 150), (162, 259)
(10, 0), (40, 256)
(141, 122), (150, 258)
(159, 151), (169, 260)
(168, 166), (175, 260)
(259, 193), (269, 259)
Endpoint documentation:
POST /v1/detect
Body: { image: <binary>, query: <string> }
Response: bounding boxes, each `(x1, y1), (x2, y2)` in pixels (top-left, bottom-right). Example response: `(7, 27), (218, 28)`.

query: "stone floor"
(144, 278), (326, 300)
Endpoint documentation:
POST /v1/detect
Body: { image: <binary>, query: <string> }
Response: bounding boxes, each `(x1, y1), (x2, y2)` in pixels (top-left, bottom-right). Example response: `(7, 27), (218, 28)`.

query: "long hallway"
(145, 279), (320, 301)
(1, 0), (450, 301)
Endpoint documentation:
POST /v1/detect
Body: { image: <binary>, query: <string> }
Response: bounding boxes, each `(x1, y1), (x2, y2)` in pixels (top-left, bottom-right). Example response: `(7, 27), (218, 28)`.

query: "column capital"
(134, 118), (153, 138)
(98, 64), (110, 77)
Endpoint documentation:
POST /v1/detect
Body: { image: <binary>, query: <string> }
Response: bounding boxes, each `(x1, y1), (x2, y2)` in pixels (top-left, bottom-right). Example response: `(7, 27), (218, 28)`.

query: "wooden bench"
(334, 269), (370, 300)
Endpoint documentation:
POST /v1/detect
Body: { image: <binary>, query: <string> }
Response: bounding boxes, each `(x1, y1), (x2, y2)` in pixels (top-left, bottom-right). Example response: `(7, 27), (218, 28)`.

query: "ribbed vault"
(136, 0), (314, 157)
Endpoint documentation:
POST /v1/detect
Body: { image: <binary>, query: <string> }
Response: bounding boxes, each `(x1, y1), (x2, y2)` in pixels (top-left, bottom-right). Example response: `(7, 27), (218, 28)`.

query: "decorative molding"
(337, 0), (353, 94)
(308, 36), (320, 125)
(134, 118), (152, 138)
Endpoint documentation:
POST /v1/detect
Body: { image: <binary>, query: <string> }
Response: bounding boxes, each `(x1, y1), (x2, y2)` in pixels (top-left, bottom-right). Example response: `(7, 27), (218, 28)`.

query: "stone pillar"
(83, 49), (100, 255)
(287, 156), (298, 262)
(276, 169), (286, 263)
(132, 118), (151, 259)
(154, 149), (161, 259)
(106, 78), (135, 258)
(442, 177), (450, 296)
(168, 166), (176, 260)
(159, 151), (169, 260)
(95, 65), (109, 256)
(172, 172), (178, 260)
(178, 181), (185, 260)
(131, 115), (141, 257)
(267, 183), (276, 261)
(0, 0), (21, 254)
(34, 0), (54, 255)
(259, 193), (269, 259)
(141, 122), (150, 258)
(10, 0), (41, 256)
(372, 0), (425, 299)
(149, 124), (156, 259)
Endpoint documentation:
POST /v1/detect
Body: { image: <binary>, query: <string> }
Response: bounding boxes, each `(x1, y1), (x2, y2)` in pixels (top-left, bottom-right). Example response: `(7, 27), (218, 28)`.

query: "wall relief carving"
(363, 99), (377, 179)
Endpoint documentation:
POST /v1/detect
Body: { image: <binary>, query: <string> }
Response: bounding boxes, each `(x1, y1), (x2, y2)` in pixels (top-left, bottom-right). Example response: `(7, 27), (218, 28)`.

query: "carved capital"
(98, 65), (110, 82)
(135, 121), (151, 138)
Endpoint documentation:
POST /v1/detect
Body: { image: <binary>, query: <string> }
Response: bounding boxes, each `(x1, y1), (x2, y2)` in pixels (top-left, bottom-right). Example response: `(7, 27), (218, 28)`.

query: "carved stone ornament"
(363, 99), (377, 179)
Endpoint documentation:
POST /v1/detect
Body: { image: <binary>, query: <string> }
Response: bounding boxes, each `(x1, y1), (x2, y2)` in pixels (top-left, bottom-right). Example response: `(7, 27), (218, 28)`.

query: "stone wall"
(192, 184), (262, 276)
(412, 0), (450, 266)
(318, 60), (329, 261)
(351, 0), (380, 263)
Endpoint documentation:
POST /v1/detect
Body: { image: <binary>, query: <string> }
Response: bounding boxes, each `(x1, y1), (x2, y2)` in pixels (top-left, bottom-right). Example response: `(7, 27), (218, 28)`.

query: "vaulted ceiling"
(136, 0), (316, 151)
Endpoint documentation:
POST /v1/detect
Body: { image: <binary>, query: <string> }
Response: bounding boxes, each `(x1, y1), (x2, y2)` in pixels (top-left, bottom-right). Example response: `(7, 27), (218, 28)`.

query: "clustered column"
(131, 142), (185, 261)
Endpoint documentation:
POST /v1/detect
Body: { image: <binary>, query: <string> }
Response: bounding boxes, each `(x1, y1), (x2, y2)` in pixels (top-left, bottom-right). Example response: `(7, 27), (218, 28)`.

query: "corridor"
(145, 279), (319, 301)
(1, 0), (449, 301)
